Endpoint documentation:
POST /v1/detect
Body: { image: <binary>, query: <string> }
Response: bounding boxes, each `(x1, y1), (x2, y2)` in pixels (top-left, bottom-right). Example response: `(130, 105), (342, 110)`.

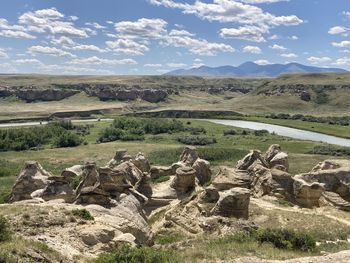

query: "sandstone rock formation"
(211, 188), (250, 219)
(170, 167), (196, 194)
(9, 161), (51, 202)
(192, 158), (211, 185)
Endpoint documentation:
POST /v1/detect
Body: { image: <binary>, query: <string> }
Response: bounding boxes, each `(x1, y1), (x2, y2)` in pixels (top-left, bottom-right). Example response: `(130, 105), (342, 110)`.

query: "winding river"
(207, 119), (350, 147)
(1, 118), (350, 147)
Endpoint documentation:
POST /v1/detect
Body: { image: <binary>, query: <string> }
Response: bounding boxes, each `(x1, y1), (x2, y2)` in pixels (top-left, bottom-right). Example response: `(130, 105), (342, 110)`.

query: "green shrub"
(223, 129), (237, 136)
(177, 135), (216, 145)
(94, 246), (176, 263)
(0, 251), (16, 263)
(309, 145), (350, 157)
(98, 117), (185, 143)
(154, 231), (185, 245)
(71, 209), (94, 220)
(255, 228), (316, 251)
(0, 216), (11, 242)
(53, 132), (83, 148)
(253, 129), (269, 136)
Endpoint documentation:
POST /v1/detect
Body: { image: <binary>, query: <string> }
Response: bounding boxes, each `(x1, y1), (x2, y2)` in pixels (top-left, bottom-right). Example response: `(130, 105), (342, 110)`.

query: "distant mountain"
(164, 62), (347, 77)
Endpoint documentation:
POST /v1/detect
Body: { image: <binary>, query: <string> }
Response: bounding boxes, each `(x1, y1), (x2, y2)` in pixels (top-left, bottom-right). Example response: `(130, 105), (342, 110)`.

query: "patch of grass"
(94, 246), (176, 263)
(309, 145), (350, 157)
(0, 216), (11, 242)
(71, 209), (94, 221)
(153, 175), (170, 184)
(154, 231), (185, 245)
(177, 135), (217, 146)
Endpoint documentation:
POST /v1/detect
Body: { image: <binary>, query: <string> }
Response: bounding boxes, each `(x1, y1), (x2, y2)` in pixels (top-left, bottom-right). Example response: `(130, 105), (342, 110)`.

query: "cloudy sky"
(0, 0), (350, 75)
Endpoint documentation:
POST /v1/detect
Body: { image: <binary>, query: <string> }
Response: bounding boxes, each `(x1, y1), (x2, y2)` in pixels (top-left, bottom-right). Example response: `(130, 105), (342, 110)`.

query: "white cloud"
(85, 22), (106, 29)
(332, 41), (350, 48)
(333, 57), (350, 66)
(0, 29), (36, 39)
(328, 26), (347, 35)
(166, 63), (187, 67)
(144, 63), (162, 67)
(14, 58), (44, 65)
(28, 45), (76, 57)
(220, 25), (267, 42)
(115, 18), (167, 39)
(307, 56), (332, 64)
(51, 36), (75, 46)
(19, 8), (89, 38)
(289, 35), (298, 40)
(70, 44), (105, 53)
(254, 59), (270, 65)
(243, 45), (261, 54)
(68, 56), (137, 65)
(0, 48), (8, 59)
(169, 29), (195, 37)
(269, 44), (287, 51)
(343, 11), (350, 20)
(165, 33), (235, 55)
(269, 34), (279, 40)
(240, 0), (289, 3)
(281, 52), (297, 58)
(149, 0), (303, 27)
(106, 39), (149, 55)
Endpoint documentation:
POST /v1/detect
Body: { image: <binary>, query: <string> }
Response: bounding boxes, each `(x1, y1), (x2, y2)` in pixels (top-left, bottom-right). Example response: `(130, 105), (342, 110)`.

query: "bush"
(71, 209), (94, 220)
(0, 216), (11, 242)
(153, 175), (170, 184)
(0, 251), (16, 263)
(98, 117), (184, 143)
(94, 246), (175, 263)
(255, 228), (316, 251)
(309, 145), (350, 157)
(253, 129), (269, 136)
(53, 132), (83, 148)
(177, 135), (216, 145)
(223, 129), (237, 136)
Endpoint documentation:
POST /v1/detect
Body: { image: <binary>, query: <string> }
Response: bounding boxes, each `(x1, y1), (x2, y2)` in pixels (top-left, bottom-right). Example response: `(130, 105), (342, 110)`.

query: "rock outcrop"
(9, 161), (51, 202)
(170, 167), (196, 194)
(211, 188), (250, 219)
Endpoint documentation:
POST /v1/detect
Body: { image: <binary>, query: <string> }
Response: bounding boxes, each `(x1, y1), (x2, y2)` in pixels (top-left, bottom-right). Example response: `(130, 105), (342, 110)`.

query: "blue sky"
(0, 0), (350, 75)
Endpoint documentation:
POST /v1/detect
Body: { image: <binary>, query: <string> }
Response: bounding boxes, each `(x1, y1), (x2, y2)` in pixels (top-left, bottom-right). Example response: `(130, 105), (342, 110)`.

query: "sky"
(0, 0), (350, 75)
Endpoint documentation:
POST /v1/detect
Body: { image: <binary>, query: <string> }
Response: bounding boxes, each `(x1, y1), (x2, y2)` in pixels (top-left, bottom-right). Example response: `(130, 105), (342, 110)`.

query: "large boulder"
(293, 176), (325, 208)
(150, 165), (174, 179)
(107, 149), (128, 167)
(212, 166), (250, 191)
(41, 176), (74, 202)
(265, 144), (289, 171)
(211, 188), (250, 219)
(179, 146), (199, 166)
(320, 191), (350, 211)
(192, 158), (211, 185)
(132, 152), (151, 173)
(170, 167), (196, 194)
(61, 165), (84, 182)
(9, 161), (51, 202)
(236, 150), (264, 170)
(76, 186), (111, 206)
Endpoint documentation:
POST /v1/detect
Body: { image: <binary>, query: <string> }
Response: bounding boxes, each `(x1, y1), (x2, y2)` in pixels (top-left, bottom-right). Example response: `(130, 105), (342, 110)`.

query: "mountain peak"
(164, 62), (347, 77)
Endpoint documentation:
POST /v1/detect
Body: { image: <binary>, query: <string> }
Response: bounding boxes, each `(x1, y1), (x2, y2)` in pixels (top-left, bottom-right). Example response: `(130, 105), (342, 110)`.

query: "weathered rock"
(249, 164), (273, 198)
(300, 91), (311, 101)
(171, 167), (196, 194)
(211, 188), (250, 219)
(107, 149), (128, 167)
(192, 158), (211, 185)
(15, 88), (79, 102)
(75, 162), (100, 195)
(132, 152), (151, 173)
(140, 89), (168, 103)
(199, 186), (220, 203)
(80, 225), (116, 246)
(61, 165), (84, 182)
(265, 144), (282, 163)
(293, 176), (325, 208)
(320, 191), (350, 211)
(269, 152), (289, 171)
(41, 177), (74, 202)
(76, 186), (111, 205)
(212, 167), (251, 191)
(236, 150), (264, 170)
(179, 146), (199, 166)
(9, 161), (51, 202)
(98, 166), (130, 193)
(150, 165), (174, 179)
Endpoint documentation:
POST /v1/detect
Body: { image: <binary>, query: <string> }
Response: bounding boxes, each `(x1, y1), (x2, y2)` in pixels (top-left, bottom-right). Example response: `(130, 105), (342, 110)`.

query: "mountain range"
(164, 62), (347, 77)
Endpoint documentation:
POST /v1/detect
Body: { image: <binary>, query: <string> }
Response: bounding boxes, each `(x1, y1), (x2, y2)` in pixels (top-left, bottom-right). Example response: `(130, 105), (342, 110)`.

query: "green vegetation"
(0, 216), (11, 242)
(268, 113), (350, 126)
(94, 246), (175, 263)
(177, 135), (217, 145)
(154, 231), (185, 245)
(309, 145), (350, 156)
(98, 117), (184, 143)
(71, 209), (94, 221)
(0, 120), (86, 151)
(153, 175), (170, 184)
